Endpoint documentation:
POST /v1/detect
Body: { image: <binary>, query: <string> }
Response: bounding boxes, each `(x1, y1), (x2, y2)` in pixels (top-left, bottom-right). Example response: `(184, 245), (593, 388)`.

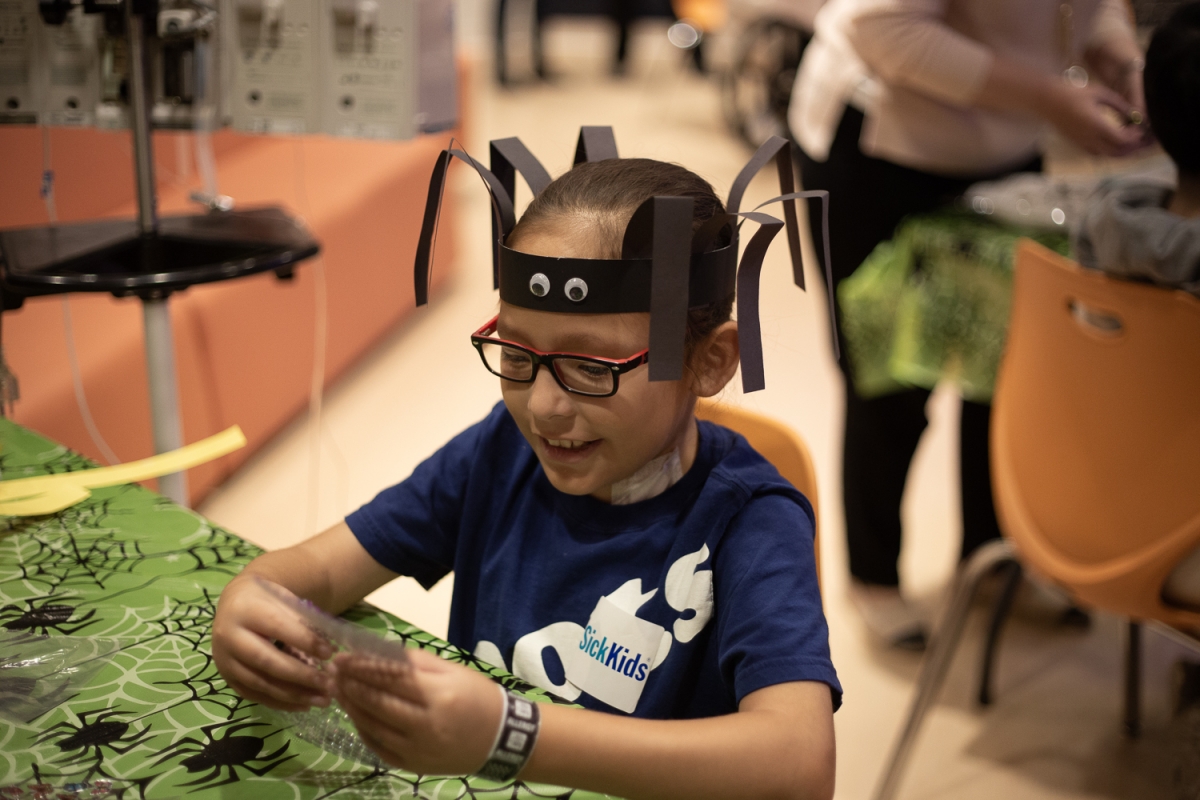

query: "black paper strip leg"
(573, 126), (620, 165)
(735, 211), (784, 393)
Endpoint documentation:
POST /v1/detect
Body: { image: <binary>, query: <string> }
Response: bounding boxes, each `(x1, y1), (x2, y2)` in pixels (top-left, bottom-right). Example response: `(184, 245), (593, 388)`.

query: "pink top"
(789, 0), (1135, 175)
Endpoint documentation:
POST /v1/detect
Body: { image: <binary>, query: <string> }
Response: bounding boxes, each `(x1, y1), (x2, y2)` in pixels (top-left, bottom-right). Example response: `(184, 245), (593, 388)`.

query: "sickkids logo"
(578, 625), (649, 681)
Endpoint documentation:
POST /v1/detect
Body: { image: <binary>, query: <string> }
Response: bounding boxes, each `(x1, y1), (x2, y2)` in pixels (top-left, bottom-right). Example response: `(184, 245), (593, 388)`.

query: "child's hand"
(332, 648), (505, 775)
(212, 575), (335, 711)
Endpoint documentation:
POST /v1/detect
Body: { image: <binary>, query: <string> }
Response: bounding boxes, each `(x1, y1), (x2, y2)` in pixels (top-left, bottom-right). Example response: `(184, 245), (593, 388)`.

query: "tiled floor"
(199, 25), (1193, 800)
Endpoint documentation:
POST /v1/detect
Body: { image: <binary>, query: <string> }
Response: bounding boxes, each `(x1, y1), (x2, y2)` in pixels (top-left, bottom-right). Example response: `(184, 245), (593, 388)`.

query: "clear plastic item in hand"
(254, 578), (410, 766)
(268, 694), (386, 769)
(255, 577), (411, 665)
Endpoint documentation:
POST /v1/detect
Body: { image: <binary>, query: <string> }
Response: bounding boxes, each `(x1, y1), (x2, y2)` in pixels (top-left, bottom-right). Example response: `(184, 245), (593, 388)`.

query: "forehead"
(496, 303), (649, 355)
(508, 219), (612, 260)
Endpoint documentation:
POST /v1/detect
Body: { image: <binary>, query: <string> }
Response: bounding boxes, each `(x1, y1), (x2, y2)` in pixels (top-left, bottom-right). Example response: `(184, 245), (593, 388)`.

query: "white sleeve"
(845, 0), (994, 107)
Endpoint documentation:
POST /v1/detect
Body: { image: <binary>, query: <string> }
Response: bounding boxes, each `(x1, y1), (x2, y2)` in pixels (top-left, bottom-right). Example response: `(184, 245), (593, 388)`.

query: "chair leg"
(1124, 620), (1142, 739)
(978, 561), (1023, 706)
(873, 539), (1018, 800)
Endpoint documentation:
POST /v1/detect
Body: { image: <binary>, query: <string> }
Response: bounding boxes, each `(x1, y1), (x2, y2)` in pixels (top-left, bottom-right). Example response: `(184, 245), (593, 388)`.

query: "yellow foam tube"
(0, 425), (247, 516)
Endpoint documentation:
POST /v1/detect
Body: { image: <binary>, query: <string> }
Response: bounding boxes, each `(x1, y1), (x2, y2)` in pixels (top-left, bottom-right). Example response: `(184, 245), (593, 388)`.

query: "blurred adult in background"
(1075, 2), (1200, 297)
(789, 0), (1148, 648)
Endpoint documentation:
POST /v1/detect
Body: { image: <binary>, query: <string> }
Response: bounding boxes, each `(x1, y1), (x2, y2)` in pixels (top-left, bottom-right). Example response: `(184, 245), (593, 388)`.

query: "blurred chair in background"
(719, 0), (821, 146)
(696, 399), (822, 584)
(872, 239), (1200, 800)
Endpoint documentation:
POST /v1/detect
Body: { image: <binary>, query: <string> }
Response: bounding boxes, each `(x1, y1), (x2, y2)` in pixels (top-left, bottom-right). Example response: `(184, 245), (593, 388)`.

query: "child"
(1074, 1), (1200, 296)
(211, 131), (840, 800)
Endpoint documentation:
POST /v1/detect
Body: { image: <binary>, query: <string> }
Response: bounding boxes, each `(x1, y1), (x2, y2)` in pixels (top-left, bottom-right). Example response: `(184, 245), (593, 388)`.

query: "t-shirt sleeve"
(713, 490), (843, 711)
(345, 409), (497, 589)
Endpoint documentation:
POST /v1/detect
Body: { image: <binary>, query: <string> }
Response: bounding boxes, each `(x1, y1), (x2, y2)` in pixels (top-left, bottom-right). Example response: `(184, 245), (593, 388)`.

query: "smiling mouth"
(545, 438), (592, 450)
(539, 436), (600, 461)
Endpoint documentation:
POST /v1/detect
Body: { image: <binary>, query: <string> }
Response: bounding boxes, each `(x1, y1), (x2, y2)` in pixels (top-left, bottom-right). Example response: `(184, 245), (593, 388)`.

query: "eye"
(577, 363), (609, 378)
(500, 348), (528, 364)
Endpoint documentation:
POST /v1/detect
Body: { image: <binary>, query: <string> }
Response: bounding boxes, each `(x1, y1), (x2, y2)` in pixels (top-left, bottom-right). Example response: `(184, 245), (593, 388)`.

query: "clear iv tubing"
(292, 142), (349, 535)
(192, 18), (220, 202)
(42, 126), (121, 466)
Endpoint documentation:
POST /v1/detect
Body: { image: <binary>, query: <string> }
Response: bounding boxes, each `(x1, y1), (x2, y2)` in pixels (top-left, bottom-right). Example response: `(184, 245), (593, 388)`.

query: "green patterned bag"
(838, 212), (1069, 401)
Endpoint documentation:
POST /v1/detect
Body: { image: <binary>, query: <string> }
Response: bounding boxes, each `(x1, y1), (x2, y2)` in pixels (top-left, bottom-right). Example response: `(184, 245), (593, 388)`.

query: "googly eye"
(564, 277), (588, 303)
(529, 273), (550, 298)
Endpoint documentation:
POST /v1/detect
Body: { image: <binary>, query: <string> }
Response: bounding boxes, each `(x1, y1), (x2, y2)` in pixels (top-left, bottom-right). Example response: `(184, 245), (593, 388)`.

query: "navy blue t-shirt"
(346, 402), (841, 718)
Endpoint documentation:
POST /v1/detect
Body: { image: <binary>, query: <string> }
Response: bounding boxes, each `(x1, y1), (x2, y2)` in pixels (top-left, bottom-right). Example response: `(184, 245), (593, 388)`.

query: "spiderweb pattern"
(0, 421), (613, 800)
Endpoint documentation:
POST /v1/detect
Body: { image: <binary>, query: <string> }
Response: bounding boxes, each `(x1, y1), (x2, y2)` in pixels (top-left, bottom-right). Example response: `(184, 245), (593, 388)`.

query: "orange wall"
(1, 122), (458, 500)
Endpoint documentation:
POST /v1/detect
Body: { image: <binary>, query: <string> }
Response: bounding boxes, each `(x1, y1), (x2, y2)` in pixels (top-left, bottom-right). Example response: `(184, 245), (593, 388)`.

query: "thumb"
(408, 647), (456, 673)
(1091, 83), (1133, 119)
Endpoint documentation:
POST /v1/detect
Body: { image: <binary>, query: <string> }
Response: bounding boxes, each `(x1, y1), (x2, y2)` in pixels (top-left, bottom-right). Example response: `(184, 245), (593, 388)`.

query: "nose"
(526, 362), (575, 423)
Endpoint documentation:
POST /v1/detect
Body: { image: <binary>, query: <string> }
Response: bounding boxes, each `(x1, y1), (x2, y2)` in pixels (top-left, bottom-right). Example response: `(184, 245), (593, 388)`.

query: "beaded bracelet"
(476, 685), (541, 782)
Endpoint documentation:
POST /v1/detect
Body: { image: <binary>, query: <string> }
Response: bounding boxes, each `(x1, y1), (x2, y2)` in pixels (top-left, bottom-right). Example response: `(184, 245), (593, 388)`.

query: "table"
(0, 420), (612, 799)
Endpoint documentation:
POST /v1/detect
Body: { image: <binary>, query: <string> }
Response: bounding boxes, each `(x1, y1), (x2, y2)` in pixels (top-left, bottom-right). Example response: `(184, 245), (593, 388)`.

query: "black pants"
(798, 106), (1041, 587)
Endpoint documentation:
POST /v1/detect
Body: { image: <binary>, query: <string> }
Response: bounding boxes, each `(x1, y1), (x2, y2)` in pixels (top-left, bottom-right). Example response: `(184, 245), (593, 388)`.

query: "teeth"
(547, 438), (589, 450)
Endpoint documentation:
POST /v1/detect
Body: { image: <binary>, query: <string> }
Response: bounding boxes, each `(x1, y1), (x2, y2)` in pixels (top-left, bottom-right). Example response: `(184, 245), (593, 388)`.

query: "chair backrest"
(992, 240), (1200, 627)
(695, 399), (821, 581)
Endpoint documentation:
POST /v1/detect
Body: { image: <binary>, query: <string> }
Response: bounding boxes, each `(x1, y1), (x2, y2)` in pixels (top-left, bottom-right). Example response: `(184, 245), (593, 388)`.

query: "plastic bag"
(253, 579), (411, 766)
(257, 701), (386, 768)
(839, 212), (1070, 401)
(0, 631), (124, 724)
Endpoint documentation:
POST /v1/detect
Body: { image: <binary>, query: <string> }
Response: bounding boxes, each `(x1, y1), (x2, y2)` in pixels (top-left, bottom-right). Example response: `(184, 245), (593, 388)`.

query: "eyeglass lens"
(477, 342), (616, 395)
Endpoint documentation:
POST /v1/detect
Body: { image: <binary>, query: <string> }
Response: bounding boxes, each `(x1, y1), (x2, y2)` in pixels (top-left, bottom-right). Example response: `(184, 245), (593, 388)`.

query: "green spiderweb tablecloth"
(0, 420), (609, 799)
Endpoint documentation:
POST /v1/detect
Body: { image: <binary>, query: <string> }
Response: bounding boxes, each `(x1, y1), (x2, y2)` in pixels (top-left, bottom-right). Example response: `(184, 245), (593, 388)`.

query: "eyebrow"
(498, 321), (610, 353)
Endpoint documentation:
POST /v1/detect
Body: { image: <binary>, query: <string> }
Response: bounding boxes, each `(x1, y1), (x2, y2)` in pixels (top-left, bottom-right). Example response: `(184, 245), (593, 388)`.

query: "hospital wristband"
(476, 685), (540, 782)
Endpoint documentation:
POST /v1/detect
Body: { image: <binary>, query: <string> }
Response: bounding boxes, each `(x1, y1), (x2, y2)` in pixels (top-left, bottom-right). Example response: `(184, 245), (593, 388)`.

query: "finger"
(336, 673), (426, 735)
(1099, 123), (1148, 156)
(224, 656), (332, 708)
(359, 729), (407, 769)
(337, 691), (417, 768)
(1092, 84), (1133, 118)
(333, 654), (425, 704)
(233, 629), (334, 694)
(224, 678), (314, 713)
(407, 647), (455, 673)
(236, 579), (337, 660)
(259, 606), (336, 663)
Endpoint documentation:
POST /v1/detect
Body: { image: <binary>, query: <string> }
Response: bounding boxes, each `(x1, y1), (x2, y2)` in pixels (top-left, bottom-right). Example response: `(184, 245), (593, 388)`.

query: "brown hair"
(507, 158), (734, 351)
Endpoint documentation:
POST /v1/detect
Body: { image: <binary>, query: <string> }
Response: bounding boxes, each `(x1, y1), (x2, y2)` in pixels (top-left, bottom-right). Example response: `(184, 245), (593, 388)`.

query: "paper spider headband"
(414, 126), (837, 392)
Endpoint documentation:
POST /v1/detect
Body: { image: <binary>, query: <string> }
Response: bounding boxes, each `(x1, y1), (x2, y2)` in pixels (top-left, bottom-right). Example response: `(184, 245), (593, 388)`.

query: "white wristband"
(475, 685), (540, 782)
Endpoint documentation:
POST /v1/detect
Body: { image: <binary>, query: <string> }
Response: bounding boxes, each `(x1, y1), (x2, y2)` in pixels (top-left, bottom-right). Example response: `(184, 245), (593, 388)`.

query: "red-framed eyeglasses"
(470, 316), (650, 397)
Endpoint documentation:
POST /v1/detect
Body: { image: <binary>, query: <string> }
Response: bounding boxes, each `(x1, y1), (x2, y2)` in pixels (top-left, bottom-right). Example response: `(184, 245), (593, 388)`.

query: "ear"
(688, 321), (740, 398)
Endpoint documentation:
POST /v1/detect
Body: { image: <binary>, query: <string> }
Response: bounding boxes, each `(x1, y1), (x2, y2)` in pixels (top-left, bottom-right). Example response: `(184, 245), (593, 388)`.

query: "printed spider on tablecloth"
(149, 717), (295, 790)
(0, 598), (98, 636)
(35, 706), (156, 767)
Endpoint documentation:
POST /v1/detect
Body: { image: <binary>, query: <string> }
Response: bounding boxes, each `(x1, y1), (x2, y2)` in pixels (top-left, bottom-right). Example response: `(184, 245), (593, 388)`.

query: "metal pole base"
(142, 297), (188, 506)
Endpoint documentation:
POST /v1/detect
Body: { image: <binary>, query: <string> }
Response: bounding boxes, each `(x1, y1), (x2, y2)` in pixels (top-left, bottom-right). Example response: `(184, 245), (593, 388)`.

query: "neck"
(1169, 173), (1200, 219)
(591, 400), (699, 503)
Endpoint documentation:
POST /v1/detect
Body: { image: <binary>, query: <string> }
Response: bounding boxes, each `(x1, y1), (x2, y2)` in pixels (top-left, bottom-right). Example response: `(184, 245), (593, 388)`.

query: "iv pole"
(0, 1), (317, 509)
(126, 0), (188, 505)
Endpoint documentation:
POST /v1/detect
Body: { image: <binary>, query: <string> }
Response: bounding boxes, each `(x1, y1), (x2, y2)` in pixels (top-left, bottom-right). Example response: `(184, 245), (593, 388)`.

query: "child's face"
(498, 226), (697, 500)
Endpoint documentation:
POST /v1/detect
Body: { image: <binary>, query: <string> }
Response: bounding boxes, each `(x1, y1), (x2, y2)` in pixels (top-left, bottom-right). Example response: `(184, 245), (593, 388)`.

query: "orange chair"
(696, 399), (821, 579)
(873, 239), (1200, 800)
